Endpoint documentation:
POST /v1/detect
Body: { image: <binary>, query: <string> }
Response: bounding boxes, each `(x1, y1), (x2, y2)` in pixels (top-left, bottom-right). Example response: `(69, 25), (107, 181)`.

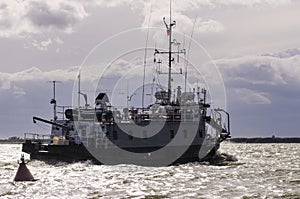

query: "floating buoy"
(14, 154), (35, 182)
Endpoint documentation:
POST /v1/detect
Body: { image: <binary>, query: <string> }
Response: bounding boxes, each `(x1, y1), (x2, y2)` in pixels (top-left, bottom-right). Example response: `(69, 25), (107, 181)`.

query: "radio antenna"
(185, 15), (197, 92)
(142, 1), (153, 111)
(48, 81), (61, 121)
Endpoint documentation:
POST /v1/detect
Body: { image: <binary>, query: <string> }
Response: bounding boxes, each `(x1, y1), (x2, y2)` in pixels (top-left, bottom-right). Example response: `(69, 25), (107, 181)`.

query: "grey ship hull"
(22, 120), (220, 165)
(22, 137), (219, 165)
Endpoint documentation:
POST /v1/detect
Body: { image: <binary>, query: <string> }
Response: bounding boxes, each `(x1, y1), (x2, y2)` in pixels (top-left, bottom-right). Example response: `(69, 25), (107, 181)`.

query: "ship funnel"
(14, 154), (36, 182)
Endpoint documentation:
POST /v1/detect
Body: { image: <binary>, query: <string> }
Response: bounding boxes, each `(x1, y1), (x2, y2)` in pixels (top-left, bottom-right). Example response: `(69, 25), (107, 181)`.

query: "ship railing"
(57, 105), (73, 120)
(24, 133), (51, 143)
(117, 106), (199, 123)
(208, 108), (231, 141)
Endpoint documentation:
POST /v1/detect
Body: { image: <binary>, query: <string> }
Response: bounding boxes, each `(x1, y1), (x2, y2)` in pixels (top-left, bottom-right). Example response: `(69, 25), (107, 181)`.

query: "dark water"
(0, 143), (299, 198)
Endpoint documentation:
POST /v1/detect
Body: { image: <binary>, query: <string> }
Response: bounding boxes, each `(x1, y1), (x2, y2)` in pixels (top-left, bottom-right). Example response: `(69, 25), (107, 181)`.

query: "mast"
(50, 81), (59, 121)
(165, 0), (176, 104)
(78, 72), (81, 119)
(154, 0), (184, 104)
(168, 0), (172, 104)
(53, 81), (57, 121)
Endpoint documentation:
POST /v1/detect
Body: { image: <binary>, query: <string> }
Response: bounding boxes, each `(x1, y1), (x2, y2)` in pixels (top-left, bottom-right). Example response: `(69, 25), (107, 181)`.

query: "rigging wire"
(142, 1), (154, 111)
(185, 15), (198, 92)
(151, 42), (157, 97)
(183, 34), (186, 50)
(156, 70), (165, 91)
(35, 122), (51, 131)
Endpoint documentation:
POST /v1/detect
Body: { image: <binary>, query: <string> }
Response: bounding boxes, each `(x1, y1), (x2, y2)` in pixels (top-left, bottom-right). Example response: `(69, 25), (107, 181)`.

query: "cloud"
(0, 0), (291, 39)
(234, 88), (271, 104)
(0, 0), (88, 38)
(13, 85), (26, 98)
(0, 66), (79, 91)
(0, 0), (293, 53)
(92, 0), (291, 34)
(90, 0), (291, 8)
(25, 1), (87, 33)
(215, 48), (300, 105)
(0, 67), (78, 137)
(216, 49), (300, 86)
(137, 1), (226, 34)
(31, 38), (52, 51)
(0, 79), (10, 90)
(261, 48), (300, 59)
(210, 0), (291, 7)
(212, 48), (300, 136)
(196, 20), (224, 33)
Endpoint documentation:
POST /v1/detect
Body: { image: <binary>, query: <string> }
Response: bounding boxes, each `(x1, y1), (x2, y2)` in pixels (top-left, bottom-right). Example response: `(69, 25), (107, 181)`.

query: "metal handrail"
(24, 133), (51, 141)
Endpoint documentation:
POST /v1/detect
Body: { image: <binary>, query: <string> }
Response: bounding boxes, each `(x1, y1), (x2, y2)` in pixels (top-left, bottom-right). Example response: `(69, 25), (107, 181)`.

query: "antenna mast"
(49, 81), (60, 121)
(166, 0), (176, 104)
(142, 1), (153, 110)
(185, 16), (198, 92)
(154, 0), (185, 104)
(77, 71), (81, 119)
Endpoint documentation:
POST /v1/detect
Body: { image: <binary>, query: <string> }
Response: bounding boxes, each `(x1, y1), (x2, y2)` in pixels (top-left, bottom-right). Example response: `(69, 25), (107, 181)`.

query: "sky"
(0, 0), (300, 138)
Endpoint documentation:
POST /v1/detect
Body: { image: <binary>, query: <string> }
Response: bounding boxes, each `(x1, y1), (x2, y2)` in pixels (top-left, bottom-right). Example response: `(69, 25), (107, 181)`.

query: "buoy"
(14, 154), (35, 182)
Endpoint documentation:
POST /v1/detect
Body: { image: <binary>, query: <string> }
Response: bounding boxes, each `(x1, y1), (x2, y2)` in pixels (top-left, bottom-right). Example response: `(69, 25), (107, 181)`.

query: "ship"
(22, 9), (231, 166)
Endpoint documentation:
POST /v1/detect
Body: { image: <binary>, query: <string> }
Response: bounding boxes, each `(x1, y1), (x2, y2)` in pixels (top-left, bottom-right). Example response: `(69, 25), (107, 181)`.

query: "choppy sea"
(0, 143), (299, 199)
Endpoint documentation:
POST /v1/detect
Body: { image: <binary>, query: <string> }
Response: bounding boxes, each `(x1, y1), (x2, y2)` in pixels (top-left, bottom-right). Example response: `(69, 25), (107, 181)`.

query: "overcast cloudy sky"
(0, 0), (300, 138)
